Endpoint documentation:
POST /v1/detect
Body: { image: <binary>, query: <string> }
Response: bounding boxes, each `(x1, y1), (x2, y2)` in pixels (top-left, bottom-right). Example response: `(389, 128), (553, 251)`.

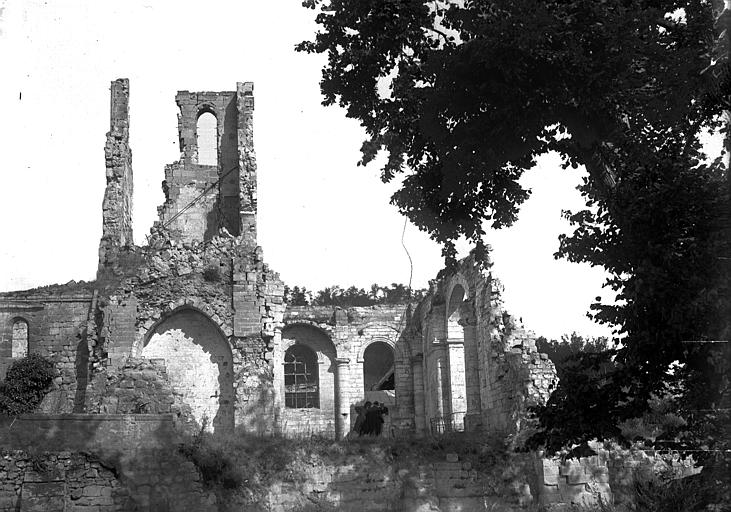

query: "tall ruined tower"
(98, 79), (134, 272)
(155, 83), (257, 248)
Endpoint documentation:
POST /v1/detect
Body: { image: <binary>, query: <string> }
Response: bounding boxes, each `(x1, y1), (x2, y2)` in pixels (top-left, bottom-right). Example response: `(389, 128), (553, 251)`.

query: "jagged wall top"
(98, 78), (134, 275)
(153, 82), (257, 247)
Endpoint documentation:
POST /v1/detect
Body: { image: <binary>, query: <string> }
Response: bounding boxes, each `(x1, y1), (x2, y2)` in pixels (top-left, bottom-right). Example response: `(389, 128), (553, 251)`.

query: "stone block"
(19, 481), (65, 512)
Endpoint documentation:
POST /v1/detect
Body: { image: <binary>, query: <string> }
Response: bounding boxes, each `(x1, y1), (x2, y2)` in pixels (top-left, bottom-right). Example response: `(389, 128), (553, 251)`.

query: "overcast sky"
(2, 0), (698, 340)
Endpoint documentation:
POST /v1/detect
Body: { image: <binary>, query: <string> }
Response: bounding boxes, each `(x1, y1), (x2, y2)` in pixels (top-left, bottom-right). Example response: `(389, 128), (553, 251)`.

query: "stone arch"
(10, 316), (28, 358)
(362, 341), (395, 392)
(281, 320), (334, 345)
(446, 273), (481, 426)
(134, 302), (233, 356)
(279, 324), (338, 437)
(445, 273), (471, 332)
(196, 110), (218, 166)
(283, 344), (320, 408)
(141, 307), (234, 433)
(356, 336), (402, 363)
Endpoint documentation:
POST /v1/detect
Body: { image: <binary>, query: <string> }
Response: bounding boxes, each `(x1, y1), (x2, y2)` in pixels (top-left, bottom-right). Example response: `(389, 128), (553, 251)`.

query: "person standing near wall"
(352, 403), (367, 437)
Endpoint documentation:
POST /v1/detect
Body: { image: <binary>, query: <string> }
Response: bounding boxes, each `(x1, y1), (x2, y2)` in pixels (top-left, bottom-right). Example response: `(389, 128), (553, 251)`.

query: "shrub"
(178, 422), (245, 489)
(0, 354), (56, 416)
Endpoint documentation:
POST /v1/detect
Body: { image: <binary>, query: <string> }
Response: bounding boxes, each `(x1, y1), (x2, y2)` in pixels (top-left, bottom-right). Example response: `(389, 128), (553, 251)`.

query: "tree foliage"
(298, 0), (726, 259)
(0, 354), (56, 416)
(284, 283), (427, 306)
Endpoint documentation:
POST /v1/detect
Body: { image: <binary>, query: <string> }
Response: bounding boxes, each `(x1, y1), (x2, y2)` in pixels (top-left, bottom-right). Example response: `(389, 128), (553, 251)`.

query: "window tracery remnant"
(284, 344), (319, 408)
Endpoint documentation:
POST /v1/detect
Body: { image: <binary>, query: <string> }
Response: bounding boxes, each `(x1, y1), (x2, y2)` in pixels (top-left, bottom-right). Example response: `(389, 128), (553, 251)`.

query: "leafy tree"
(536, 331), (615, 380)
(298, 0), (726, 259)
(284, 285), (312, 306)
(299, 0), (730, 458)
(284, 283), (427, 307)
(536, 332), (610, 363)
(0, 354), (56, 416)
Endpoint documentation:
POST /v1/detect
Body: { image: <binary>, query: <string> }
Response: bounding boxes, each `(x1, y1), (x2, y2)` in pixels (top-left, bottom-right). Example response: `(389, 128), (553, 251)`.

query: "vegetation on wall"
(0, 354), (56, 416)
(284, 283), (427, 307)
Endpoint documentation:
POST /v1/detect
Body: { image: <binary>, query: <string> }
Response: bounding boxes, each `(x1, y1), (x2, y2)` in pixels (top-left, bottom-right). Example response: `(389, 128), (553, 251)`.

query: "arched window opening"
(363, 342), (394, 391)
(447, 284), (466, 339)
(284, 345), (319, 408)
(11, 319), (28, 358)
(196, 112), (218, 166)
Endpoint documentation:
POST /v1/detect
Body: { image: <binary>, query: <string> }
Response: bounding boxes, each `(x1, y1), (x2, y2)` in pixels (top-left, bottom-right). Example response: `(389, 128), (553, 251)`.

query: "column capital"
(335, 357), (350, 366)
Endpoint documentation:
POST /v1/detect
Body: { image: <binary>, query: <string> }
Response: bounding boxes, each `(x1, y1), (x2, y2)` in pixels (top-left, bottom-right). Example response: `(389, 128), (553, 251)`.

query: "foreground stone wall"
(533, 444), (701, 510)
(265, 454), (534, 512)
(0, 412), (705, 512)
(2, 414), (215, 511)
(0, 450), (124, 512)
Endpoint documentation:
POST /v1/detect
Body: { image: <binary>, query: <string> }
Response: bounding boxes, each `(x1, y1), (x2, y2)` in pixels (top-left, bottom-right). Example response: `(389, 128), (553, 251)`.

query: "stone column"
(411, 354), (426, 436)
(334, 358), (350, 439)
(434, 345), (450, 419)
(446, 339), (467, 419)
(463, 322), (482, 431)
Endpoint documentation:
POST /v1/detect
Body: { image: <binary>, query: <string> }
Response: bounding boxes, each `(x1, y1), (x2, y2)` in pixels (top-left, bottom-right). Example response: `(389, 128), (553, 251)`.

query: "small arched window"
(284, 345), (319, 408)
(196, 111), (218, 166)
(11, 319), (28, 358)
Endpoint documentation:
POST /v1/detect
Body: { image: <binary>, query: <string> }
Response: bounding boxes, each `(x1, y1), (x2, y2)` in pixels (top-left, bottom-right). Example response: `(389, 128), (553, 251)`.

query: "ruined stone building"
(0, 79), (556, 440)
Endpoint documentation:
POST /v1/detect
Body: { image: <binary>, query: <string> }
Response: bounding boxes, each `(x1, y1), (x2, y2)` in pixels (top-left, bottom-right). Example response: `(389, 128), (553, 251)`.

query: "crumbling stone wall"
(86, 232), (283, 433)
(259, 451), (536, 512)
(0, 450), (125, 512)
(155, 83), (257, 246)
(87, 358), (175, 413)
(98, 78), (133, 273)
(533, 443), (700, 510)
(406, 253), (558, 437)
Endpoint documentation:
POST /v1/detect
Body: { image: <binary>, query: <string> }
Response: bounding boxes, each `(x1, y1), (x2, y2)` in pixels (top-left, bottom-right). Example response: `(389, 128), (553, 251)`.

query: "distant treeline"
(284, 283), (428, 307)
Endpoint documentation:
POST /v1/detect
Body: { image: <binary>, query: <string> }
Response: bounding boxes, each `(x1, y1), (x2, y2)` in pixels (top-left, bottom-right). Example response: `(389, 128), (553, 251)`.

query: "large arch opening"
(445, 284), (468, 426)
(142, 308), (233, 432)
(196, 111), (218, 166)
(447, 284), (466, 340)
(363, 341), (394, 392)
(280, 324), (337, 437)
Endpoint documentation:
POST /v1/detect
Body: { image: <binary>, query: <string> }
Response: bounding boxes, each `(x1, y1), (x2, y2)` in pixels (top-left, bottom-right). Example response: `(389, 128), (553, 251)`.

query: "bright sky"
(0, 0), (624, 340)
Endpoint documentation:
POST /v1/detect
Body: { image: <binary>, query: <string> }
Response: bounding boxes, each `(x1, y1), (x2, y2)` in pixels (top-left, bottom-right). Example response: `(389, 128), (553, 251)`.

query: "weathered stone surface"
(98, 78), (133, 275)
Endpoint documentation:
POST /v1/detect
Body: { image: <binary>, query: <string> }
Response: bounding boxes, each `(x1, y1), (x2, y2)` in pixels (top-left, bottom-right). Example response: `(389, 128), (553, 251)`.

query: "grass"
(177, 425), (533, 510)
